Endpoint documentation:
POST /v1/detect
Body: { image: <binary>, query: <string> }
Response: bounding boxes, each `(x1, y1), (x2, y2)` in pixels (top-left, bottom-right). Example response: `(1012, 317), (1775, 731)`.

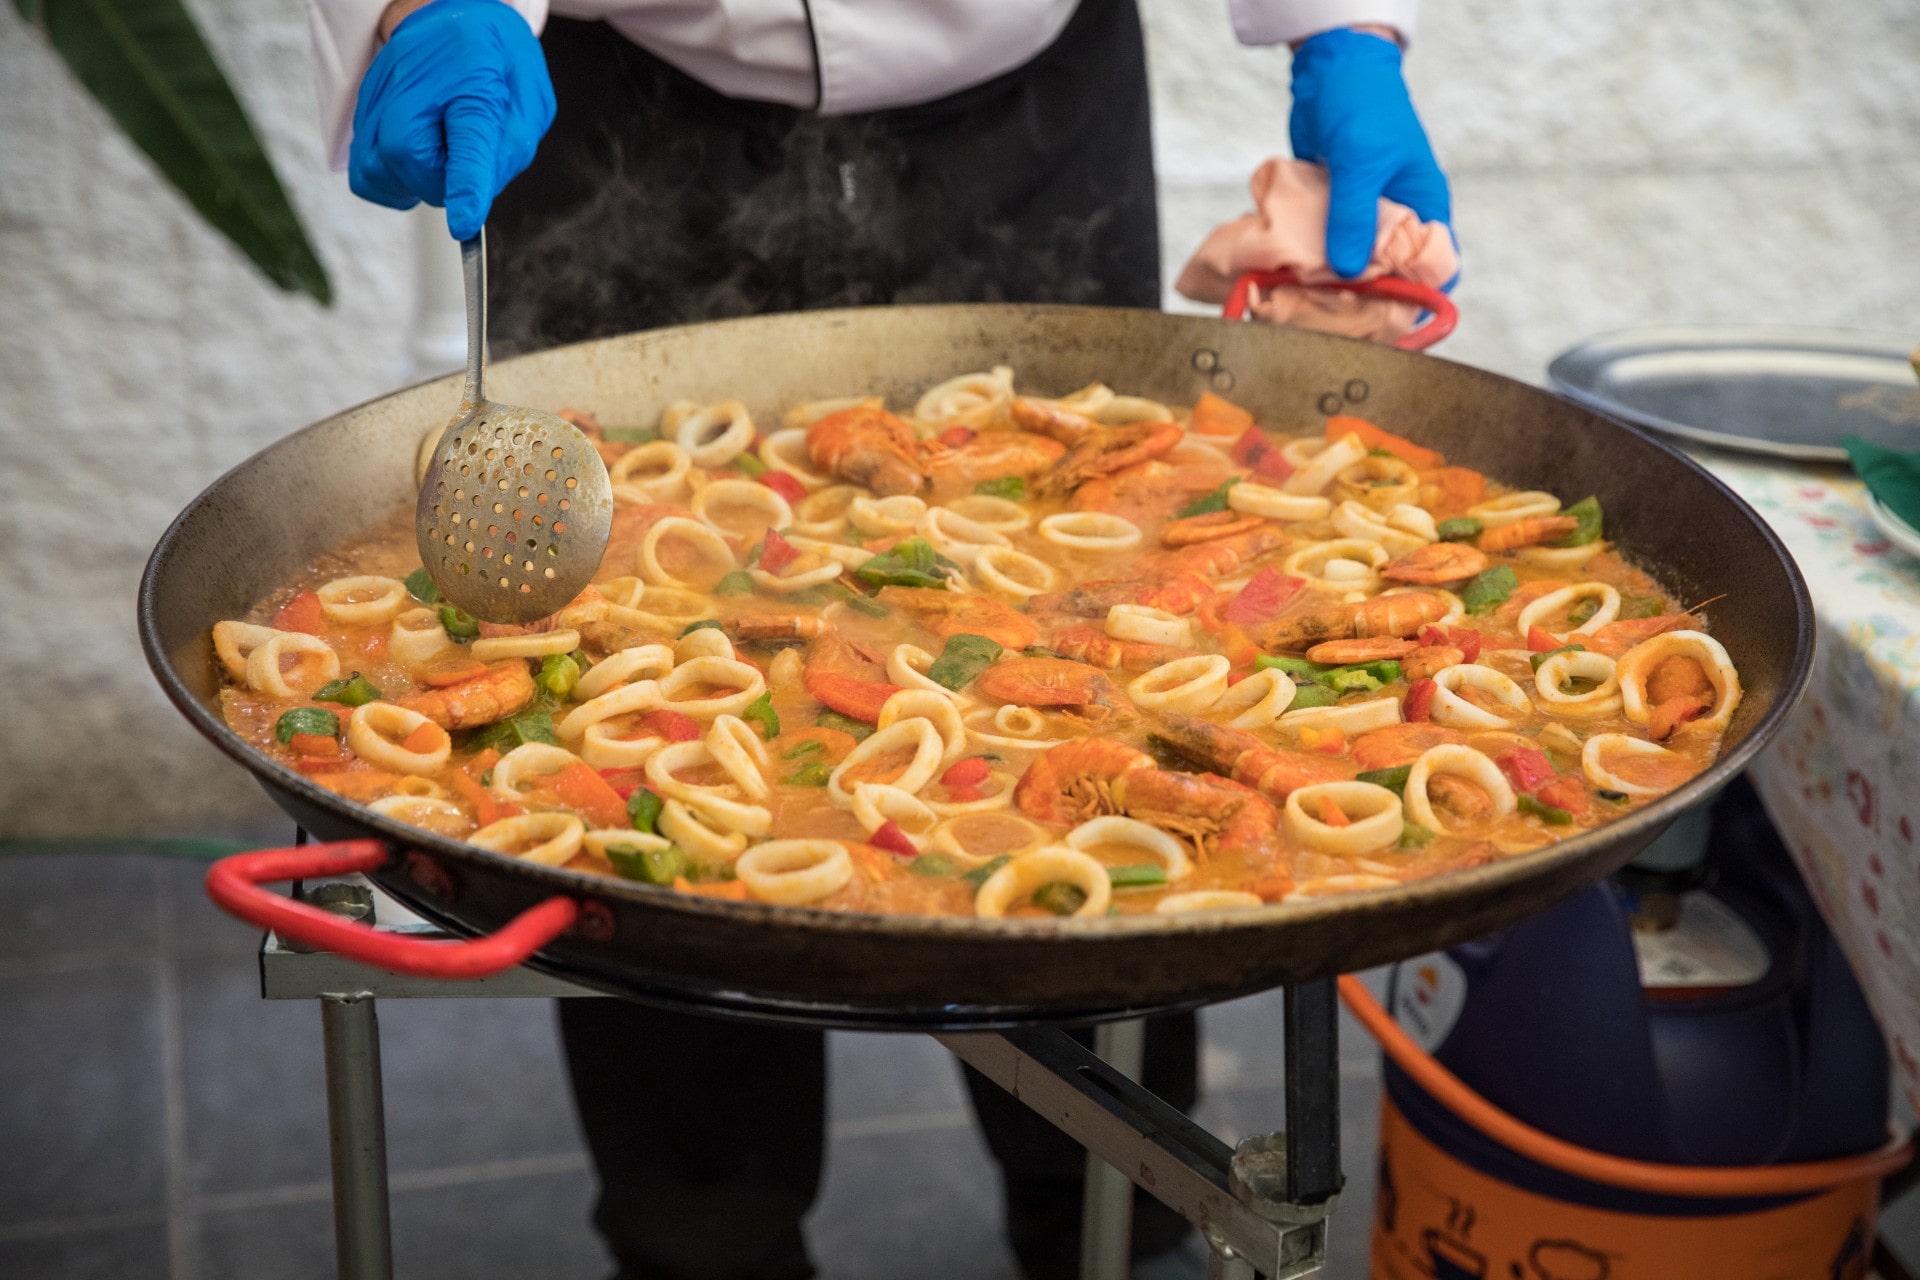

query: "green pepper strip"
(1460, 565), (1519, 616)
(1436, 517), (1482, 542)
(742, 692), (780, 739)
(1556, 496), (1603, 547)
(1399, 822), (1436, 849)
(1176, 476), (1241, 518)
(275, 707), (340, 744)
(1529, 643), (1587, 672)
(783, 740), (825, 760)
(403, 568), (441, 603)
(606, 843), (686, 886)
(1356, 765), (1412, 794)
(974, 476), (1025, 500)
(439, 606), (480, 639)
(1285, 684), (1341, 712)
(926, 633), (1004, 691)
(1255, 655), (1334, 678)
(1107, 864), (1168, 889)
(962, 855), (1011, 888)
(535, 653), (580, 699)
(908, 854), (957, 877)
(1031, 882), (1087, 915)
(626, 787), (664, 834)
(313, 672), (381, 707)
(814, 711), (873, 741)
(787, 761), (832, 786)
(714, 571), (756, 597)
(1517, 794), (1573, 825)
(469, 707), (559, 753)
(681, 619), (726, 637)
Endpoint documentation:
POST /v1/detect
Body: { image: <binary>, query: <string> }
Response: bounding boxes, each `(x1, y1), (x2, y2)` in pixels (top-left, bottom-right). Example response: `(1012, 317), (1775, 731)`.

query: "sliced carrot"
(1300, 726), (1347, 755)
(424, 658), (489, 688)
(401, 722), (444, 754)
(673, 876), (751, 900)
(272, 591), (325, 635)
(288, 733), (339, 757)
(803, 670), (902, 724)
(295, 756), (350, 774)
(1536, 776), (1590, 815)
(1326, 414), (1444, 471)
(1247, 872), (1294, 902)
(551, 762), (631, 829)
(1419, 465), (1488, 518)
(466, 748), (502, 776)
(1191, 391), (1255, 437)
(360, 631), (389, 660)
(447, 765), (521, 827)
(1526, 626), (1564, 653)
(1317, 795), (1352, 827)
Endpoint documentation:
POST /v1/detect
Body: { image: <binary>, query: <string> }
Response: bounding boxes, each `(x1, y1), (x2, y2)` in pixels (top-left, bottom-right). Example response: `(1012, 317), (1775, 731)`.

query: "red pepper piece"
(936, 425), (976, 448)
(941, 758), (991, 788)
(1496, 747), (1557, 795)
(1403, 678), (1436, 723)
(638, 709), (702, 742)
(802, 671), (901, 724)
(1230, 425), (1270, 467)
(759, 529), (799, 574)
(1221, 567), (1304, 625)
(1536, 776), (1590, 815)
(1526, 626), (1563, 653)
(759, 471), (807, 504)
(1252, 449), (1295, 483)
(943, 785), (984, 804)
(272, 590), (325, 635)
(1421, 625), (1483, 663)
(288, 734), (339, 758)
(295, 756), (351, 774)
(870, 821), (918, 858)
(551, 761), (631, 829)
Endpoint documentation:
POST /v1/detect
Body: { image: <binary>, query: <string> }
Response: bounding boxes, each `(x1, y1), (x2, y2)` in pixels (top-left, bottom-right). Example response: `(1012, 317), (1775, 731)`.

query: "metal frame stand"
(268, 878), (1341, 1280)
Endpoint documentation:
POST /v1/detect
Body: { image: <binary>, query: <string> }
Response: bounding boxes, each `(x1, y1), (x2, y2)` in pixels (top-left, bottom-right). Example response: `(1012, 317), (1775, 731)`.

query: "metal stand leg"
(321, 993), (394, 1280)
(1080, 1019), (1146, 1280)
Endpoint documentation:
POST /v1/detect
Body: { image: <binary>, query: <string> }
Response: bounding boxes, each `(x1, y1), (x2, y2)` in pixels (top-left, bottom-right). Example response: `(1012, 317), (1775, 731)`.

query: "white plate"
(1868, 495), (1920, 561)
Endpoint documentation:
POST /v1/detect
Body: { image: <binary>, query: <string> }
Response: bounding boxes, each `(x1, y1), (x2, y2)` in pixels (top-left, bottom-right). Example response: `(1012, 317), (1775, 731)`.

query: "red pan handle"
(205, 839), (580, 979)
(1222, 268), (1458, 352)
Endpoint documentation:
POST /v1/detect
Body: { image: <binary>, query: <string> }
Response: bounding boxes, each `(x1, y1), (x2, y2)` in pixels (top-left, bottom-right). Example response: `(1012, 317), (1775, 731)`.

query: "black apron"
(492, 3), (1195, 1275)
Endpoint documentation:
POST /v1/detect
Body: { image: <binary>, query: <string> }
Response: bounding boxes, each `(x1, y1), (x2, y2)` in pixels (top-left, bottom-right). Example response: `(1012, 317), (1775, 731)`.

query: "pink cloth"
(1176, 158), (1459, 344)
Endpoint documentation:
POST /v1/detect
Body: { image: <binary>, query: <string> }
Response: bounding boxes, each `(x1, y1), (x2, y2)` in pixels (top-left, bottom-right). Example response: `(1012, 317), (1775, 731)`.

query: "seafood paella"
(210, 369), (1739, 919)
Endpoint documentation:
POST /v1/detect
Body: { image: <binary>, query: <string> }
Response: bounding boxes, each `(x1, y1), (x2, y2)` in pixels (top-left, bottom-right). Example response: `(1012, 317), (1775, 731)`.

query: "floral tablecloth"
(1695, 451), (1920, 1110)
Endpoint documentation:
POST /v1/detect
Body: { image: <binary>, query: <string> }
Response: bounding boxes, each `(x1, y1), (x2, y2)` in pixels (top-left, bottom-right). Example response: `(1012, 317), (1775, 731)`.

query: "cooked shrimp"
(1587, 613), (1694, 658)
(973, 657), (1135, 720)
(1349, 723), (1467, 772)
(875, 587), (1040, 651)
(730, 611), (830, 643)
(1152, 713), (1355, 800)
(806, 405), (926, 497)
(1402, 645), (1466, 682)
(1009, 397), (1104, 443)
(923, 431), (1064, 495)
(1144, 526), (1290, 578)
(1070, 459), (1230, 525)
(1160, 510), (1276, 548)
(397, 661), (537, 730)
(1029, 572), (1216, 623)
(1049, 624), (1196, 673)
(1382, 543), (1489, 584)
(1043, 421), (1183, 494)
(1254, 592), (1451, 652)
(1014, 738), (1154, 825)
(1428, 773), (1494, 821)
(1479, 516), (1580, 553)
(1112, 769), (1278, 854)
(1304, 637), (1419, 665)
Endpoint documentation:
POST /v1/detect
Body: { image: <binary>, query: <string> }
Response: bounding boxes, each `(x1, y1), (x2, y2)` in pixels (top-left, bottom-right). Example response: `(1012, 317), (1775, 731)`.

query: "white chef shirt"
(310, 0), (1419, 169)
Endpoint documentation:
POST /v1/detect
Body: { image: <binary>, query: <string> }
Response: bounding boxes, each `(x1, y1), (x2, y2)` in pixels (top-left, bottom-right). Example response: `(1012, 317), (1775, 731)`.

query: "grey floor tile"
(0, 1221), (171, 1280)
(0, 854), (157, 964)
(198, 1168), (612, 1280)
(0, 965), (166, 1225)
(158, 854), (263, 962)
(810, 1122), (1018, 1280)
(829, 1030), (972, 1125)
(178, 952), (332, 1196)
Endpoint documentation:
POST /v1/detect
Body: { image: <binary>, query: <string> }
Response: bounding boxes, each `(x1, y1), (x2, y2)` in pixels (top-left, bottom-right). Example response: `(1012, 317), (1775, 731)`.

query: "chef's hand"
(349, 0), (555, 241)
(1289, 26), (1451, 280)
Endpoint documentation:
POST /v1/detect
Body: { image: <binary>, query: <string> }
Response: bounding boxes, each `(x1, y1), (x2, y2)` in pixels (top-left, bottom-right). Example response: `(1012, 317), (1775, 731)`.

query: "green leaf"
(19, 0), (331, 303)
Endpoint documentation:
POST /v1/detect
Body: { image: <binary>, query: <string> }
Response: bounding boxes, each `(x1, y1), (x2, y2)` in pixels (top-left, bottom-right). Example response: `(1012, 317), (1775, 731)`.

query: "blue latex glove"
(1289, 28), (1451, 280)
(350, 0), (555, 241)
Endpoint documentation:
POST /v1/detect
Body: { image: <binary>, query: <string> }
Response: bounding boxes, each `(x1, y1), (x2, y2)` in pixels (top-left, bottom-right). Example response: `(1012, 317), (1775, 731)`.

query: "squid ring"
(1469, 490), (1560, 528)
(557, 679), (663, 740)
(1128, 655), (1230, 715)
(887, 643), (973, 707)
(706, 714), (771, 800)
(1155, 891), (1264, 914)
(489, 742), (579, 801)
(610, 441), (692, 502)
(471, 628), (582, 662)
(1582, 734), (1686, 797)
(1403, 745), (1517, 835)
(469, 812), (585, 868)
(852, 783), (940, 847)
(658, 798), (749, 862)
(578, 718), (666, 770)
(944, 494), (1030, 533)
(1279, 697), (1403, 737)
(673, 628), (734, 664)
(973, 846), (1112, 919)
(1284, 873), (1400, 901)
(1517, 583), (1621, 639)
(657, 657), (766, 721)
(963, 706), (1069, 755)
(639, 516), (738, 590)
(1282, 538), (1389, 592)
(388, 608), (452, 668)
(930, 810), (1043, 865)
(792, 484), (864, 538)
(1386, 503), (1439, 542)
(1331, 501), (1426, 557)
(1615, 630), (1742, 733)
(213, 620), (284, 680)
(919, 507), (1010, 566)
(1428, 664), (1532, 730)
(368, 794), (469, 835)
(317, 575), (409, 627)
(877, 689), (968, 764)
(1209, 667), (1296, 731)
(1282, 432), (1367, 496)
(676, 400), (756, 468)
(1229, 482), (1331, 523)
(915, 367), (1013, 428)
(1106, 604), (1192, 647)
(736, 839), (853, 906)
(693, 478), (793, 539)
(245, 632), (340, 698)
(828, 717), (945, 808)
(757, 428), (833, 492)
(1518, 541), (1610, 572)
(785, 535), (875, 569)
(1038, 511), (1142, 552)
(1065, 815), (1192, 882)
(925, 769), (1021, 817)
(1283, 782), (1405, 855)
(1533, 649), (1624, 718)
(347, 702), (451, 775)
(643, 741), (772, 835)
(751, 560), (846, 595)
(972, 546), (1057, 598)
(848, 494), (928, 537)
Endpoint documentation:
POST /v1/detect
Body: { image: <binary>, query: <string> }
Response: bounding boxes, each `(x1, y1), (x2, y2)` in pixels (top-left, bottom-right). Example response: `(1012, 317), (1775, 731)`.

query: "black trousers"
(496, 5), (1194, 1275)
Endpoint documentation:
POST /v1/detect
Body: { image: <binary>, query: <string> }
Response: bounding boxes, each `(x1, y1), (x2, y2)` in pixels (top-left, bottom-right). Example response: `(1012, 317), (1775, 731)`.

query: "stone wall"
(2, 0), (1915, 837)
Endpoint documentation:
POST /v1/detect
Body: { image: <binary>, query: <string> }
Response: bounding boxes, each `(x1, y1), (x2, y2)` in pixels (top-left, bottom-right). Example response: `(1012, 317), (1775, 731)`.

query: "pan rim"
(138, 302), (1815, 947)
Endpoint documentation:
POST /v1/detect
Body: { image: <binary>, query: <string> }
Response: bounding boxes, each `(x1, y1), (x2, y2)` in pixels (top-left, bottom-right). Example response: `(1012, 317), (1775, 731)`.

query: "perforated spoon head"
(414, 234), (612, 625)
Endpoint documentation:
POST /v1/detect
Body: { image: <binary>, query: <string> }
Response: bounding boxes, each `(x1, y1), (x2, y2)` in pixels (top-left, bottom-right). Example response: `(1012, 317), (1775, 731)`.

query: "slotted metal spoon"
(415, 231), (613, 624)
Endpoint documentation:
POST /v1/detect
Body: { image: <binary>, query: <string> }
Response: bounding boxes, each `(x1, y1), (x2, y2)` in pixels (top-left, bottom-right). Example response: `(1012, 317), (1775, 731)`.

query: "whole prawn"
(1252, 592), (1451, 652)
(1151, 713), (1355, 800)
(807, 405), (926, 497)
(398, 662), (537, 730)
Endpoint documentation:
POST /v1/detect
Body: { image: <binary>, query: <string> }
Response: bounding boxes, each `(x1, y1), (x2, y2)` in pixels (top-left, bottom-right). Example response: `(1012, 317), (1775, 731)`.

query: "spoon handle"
(460, 231), (487, 409)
